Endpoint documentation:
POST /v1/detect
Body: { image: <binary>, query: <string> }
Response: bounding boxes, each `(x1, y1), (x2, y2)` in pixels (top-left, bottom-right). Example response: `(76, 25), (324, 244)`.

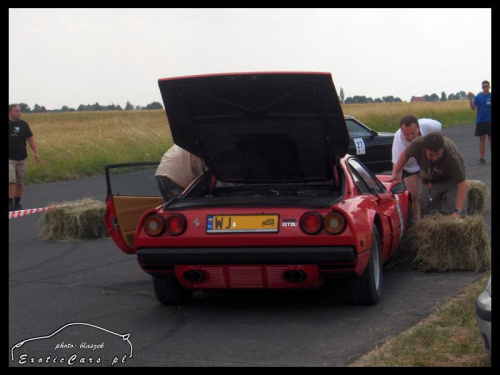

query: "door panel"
(104, 162), (162, 253)
(113, 196), (164, 248)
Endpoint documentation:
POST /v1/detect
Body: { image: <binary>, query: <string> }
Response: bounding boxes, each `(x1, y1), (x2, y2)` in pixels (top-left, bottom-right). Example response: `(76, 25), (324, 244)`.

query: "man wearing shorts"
(9, 104), (40, 211)
(392, 115), (442, 221)
(468, 80), (491, 164)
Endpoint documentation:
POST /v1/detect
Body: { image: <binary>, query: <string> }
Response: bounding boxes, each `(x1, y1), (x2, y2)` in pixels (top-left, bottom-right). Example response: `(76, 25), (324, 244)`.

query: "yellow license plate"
(207, 215), (279, 233)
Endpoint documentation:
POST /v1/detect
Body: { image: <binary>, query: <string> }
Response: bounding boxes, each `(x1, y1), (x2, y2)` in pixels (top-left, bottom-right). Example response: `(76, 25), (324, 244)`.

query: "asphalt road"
(8, 124), (491, 367)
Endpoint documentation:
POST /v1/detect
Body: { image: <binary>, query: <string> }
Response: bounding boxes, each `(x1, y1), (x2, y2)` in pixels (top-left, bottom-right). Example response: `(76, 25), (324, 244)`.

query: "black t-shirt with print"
(9, 119), (33, 161)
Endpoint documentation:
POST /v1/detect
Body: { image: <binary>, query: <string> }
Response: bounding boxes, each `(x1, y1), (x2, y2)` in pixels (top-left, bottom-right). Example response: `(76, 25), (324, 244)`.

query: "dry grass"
(23, 110), (172, 184)
(342, 100), (475, 132)
(467, 180), (489, 216)
(38, 198), (108, 241)
(388, 179), (490, 272)
(389, 214), (491, 272)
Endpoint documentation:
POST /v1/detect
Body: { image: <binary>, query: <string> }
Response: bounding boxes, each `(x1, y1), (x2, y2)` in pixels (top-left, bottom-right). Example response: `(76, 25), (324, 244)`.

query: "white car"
(476, 275), (491, 354)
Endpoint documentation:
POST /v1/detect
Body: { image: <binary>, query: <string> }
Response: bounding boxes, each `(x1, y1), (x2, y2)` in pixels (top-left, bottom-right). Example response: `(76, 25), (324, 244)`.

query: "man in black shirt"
(9, 104), (40, 211)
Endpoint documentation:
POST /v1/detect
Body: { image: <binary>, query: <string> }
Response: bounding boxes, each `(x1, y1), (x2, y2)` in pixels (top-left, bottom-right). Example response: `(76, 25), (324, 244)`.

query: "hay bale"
(38, 198), (108, 241)
(467, 180), (489, 216)
(388, 214), (490, 272)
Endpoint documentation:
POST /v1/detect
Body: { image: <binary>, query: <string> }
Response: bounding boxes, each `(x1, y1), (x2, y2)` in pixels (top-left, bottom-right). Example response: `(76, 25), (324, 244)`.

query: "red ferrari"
(104, 72), (411, 305)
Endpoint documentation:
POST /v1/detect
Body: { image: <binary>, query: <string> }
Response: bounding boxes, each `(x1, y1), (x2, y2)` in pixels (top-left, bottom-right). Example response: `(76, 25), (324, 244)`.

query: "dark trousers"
(156, 176), (184, 201)
(419, 180), (468, 217)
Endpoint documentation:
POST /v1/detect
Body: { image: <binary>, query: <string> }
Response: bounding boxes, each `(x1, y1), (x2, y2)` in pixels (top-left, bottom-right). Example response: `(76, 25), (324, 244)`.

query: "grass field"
(351, 274), (490, 367)
(22, 110), (172, 184)
(21, 100), (476, 185)
(342, 100), (475, 132)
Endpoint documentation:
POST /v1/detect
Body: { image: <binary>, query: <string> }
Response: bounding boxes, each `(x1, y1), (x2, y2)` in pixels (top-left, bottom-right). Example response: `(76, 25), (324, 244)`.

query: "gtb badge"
(282, 219), (297, 227)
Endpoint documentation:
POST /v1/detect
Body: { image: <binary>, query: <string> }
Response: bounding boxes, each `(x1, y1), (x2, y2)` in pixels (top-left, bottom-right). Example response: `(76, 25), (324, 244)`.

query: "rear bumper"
(137, 246), (357, 265)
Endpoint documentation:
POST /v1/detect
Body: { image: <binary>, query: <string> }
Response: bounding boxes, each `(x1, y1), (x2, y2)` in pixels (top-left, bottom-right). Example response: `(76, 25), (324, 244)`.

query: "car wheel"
(346, 224), (382, 305)
(153, 274), (193, 305)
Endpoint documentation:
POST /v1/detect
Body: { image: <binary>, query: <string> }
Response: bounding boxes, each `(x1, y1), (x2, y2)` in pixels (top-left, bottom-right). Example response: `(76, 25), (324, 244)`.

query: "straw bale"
(467, 180), (489, 216)
(388, 213), (490, 272)
(38, 198), (109, 241)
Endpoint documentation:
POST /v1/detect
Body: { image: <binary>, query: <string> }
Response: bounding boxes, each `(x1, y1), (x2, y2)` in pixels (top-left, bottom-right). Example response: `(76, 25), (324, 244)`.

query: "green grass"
(20, 101), (476, 185)
(350, 274), (490, 367)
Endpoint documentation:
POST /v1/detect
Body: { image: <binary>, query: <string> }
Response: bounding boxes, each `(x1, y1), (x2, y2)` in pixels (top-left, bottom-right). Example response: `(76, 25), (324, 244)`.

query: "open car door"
(104, 162), (164, 254)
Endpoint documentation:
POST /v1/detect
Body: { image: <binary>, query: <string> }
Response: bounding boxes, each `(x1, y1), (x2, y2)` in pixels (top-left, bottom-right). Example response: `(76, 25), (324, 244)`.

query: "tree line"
(14, 101), (164, 113)
(339, 88), (470, 104)
(16, 89), (471, 113)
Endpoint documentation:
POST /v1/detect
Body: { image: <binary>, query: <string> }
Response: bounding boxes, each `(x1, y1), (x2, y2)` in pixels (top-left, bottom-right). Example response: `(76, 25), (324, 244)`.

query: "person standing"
(9, 104), (40, 211)
(391, 132), (467, 219)
(155, 144), (204, 201)
(468, 80), (491, 164)
(391, 115), (442, 221)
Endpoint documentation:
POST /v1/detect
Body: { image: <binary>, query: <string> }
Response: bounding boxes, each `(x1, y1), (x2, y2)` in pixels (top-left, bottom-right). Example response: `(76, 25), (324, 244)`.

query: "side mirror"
(390, 182), (406, 195)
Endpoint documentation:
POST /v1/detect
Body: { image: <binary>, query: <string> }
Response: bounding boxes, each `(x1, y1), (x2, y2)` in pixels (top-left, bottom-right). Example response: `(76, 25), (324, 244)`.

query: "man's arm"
(468, 92), (477, 110)
(390, 151), (410, 182)
(27, 137), (40, 163)
(391, 130), (405, 182)
(451, 180), (468, 219)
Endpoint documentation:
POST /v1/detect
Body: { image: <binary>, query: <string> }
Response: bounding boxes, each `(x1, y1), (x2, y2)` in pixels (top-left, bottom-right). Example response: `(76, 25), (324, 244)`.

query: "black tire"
(153, 274), (193, 306)
(346, 224), (382, 305)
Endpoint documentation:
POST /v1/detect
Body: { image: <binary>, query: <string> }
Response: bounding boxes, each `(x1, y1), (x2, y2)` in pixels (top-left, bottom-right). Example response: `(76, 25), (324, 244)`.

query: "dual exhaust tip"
(183, 270), (206, 283)
(283, 270), (308, 283)
(183, 269), (308, 283)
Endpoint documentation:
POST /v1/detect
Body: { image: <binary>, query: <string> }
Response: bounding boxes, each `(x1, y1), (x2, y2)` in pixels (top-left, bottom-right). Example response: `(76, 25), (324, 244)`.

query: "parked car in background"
(345, 115), (394, 174)
(104, 72), (411, 306)
(476, 275), (491, 354)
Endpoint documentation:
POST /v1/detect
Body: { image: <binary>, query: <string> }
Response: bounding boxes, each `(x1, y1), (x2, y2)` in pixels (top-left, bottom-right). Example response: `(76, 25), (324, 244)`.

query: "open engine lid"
(158, 72), (349, 183)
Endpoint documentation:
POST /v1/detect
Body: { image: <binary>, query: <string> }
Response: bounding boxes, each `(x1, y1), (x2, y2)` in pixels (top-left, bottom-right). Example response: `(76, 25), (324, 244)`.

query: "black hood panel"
(158, 72), (349, 183)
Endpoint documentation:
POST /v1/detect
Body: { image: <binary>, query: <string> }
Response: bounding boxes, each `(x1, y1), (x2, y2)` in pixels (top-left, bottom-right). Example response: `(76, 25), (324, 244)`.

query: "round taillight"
(143, 215), (165, 237)
(300, 212), (323, 235)
(165, 214), (187, 236)
(324, 211), (347, 234)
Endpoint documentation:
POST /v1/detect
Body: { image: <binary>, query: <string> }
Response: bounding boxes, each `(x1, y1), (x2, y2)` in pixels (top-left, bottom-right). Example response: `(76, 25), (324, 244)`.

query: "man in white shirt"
(392, 115), (442, 221)
(155, 144), (205, 201)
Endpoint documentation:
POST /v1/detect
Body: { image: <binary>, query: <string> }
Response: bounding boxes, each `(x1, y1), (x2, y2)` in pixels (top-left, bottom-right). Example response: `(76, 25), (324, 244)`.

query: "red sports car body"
(104, 72), (411, 305)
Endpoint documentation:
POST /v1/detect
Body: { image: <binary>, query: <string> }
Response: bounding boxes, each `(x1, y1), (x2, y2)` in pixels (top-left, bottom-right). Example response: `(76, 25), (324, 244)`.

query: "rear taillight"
(165, 214), (187, 236)
(300, 212), (323, 235)
(143, 214), (165, 237)
(323, 211), (346, 234)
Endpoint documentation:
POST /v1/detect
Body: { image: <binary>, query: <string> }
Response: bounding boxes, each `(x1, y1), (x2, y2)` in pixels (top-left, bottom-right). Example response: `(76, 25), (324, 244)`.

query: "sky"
(9, 8), (492, 110)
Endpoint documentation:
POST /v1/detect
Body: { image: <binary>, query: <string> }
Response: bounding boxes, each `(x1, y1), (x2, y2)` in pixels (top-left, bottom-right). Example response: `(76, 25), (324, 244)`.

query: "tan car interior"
(112, 196), (165, 248)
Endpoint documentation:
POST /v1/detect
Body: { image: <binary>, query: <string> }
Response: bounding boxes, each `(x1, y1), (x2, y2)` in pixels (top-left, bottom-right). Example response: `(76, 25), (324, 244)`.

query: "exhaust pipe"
(283, 270), (307, 283)
(183, 270), (206, 283)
